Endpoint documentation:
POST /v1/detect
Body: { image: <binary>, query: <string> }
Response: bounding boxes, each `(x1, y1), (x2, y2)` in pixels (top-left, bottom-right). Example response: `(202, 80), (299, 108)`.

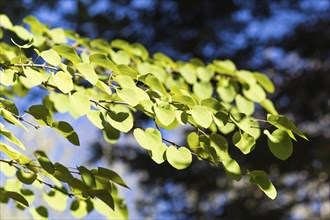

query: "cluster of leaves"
(0, 14), (307, 218)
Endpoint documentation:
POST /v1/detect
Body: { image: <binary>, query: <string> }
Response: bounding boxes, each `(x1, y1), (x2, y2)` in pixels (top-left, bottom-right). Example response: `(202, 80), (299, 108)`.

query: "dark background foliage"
(1, 0), (329, 219)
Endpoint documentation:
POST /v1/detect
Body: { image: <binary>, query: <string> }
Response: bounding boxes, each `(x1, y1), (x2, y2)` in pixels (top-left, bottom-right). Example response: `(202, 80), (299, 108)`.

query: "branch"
(8, 63), (59, 71)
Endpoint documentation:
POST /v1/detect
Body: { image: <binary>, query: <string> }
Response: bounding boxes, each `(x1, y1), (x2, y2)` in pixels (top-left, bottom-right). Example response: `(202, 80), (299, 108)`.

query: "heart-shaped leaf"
(264, 129), (293, 160)
(166, 146), (192, 170)
(232, 132), (255, 154)
(133, 128), (162, 151)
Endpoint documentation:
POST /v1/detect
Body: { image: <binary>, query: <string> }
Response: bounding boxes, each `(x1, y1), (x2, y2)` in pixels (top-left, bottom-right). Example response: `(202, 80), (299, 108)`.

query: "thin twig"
(9, 63), (59, 71)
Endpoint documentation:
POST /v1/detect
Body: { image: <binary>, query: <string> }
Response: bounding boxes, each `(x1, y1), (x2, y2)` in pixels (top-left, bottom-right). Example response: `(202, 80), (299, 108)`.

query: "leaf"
(53, 44), (81, 64)
(29, 206), (48, 219)
(201, 98), (226, 113)
(253, 72), (275, 93)
(77, 63), (98, 85)
(78, 166), (96, 189)
(0, 190), (29, 206)
(43, 190), (68, 211)
(217, 82), (237, 103)
(191, 105), (213, 128)
(0, 14), (13, 29)
(10, 38), (34, 48)
(212, 60), (236, 75)
(267, 114), (308, 140)
(242, 84), (266, 103)
(0, 123), (25, 150)
(48, 28), (66, 43)
(193, 81), (213, 99)
(90, 190), (114, 210)
(222, 158), (241, 181)
(166, 146), (192, 170)
(133, 128), (162, 151)
(24, 67), (43, 87)
(87, 110), (104, 129)
(232, 132), (255, 154)
(96, 80), (112, 95)
(172, 95), (197, 107)
(117, 88), (139, 106)
(89, 53), (121, 75)
(213, 111), (229, 128)
(145, 75), (168, 96)
(37, 156), (55, 174)
(16, 170), (37, 185)
(149, 143), (167, 164)
(235, 94), (254, 116)
(154, 104), (176, 126)
(106, 109), (133, 133)
(110, 50), (130, 65)
(179, 64), (197, 84)
(117, 64), (138, 78)
(187, 132), (199, 150)
(69, 92), (90, 116)
(248, 170), (277, 200)
(52, 121), (80, 146)
(197, 66), (214, 82)
(210, 133), (229, 160)
(103, 123), (120, 144)
(0, 69), (15, 86)
(260, 99), (278, 115)
(98, 167), (129, 188)
(53, 71), (73, 93)
(53, 162), (74, 182)
(70, 200), (93, 219)
(0, 108), (27, 130)
(264, 129), (293, 160)
(40, 49), (61, 66)
(27, 105), (53, 126)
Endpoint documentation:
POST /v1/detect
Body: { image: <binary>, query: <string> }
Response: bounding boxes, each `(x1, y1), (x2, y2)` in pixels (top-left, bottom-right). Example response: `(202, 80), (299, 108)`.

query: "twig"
(9, 63), (59, 71)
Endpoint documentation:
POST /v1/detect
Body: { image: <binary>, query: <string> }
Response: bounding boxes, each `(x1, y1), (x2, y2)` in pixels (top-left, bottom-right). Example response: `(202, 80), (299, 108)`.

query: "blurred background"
(1, 0), (329, 219)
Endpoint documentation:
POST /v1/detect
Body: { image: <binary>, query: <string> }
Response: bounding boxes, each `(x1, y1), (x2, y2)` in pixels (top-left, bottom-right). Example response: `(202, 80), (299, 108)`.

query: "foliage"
(0, 14), (307, 219)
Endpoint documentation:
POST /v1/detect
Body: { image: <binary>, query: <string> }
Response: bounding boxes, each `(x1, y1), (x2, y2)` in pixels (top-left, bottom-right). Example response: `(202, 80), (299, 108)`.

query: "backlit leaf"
(191, 105), (213, 128)
(53, 44), (81, 64)
(69, 92), (90, 116)
(248, 170), (277, 200)
(41, 49), (61, 66)
(264, 129), (293, 160)
(28, 105), (53, 126)
(53, 71), (73, 93)
(77, 63), (98, 85)
(166, 146), (192, 170)
(52, 121), (80, 146)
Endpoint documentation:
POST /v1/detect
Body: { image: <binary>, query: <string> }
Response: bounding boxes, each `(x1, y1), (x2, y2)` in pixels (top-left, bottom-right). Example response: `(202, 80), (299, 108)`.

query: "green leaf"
(179, 64), (197, 84)
(210, 133), (229, 160)
(166, 146), (192, 170)
(235, 94), (254, 116)
(260, 99), (278, 115)
(27, 105), (53, 126)
(10, 38), (34, 48)
(154, 104), (176, 126)
(201, 98), (226, 113)
(267, 114), (308, 140)
(148, 143), (167, 164)
(137, 62), (166, 81)
(24, 67), (43, 87)
(264, 129), (293, 160)
(48, 28), (66, 43)
(69, 92), (90, 116)
(212, 60), (236, 75)
(89, 53), (121, 75)
(29, 206), (48, 219)
(70, 200), (93, 219)
(53, 162), (74, 182)
(253, 72), (275, 93)
(106, 107), (133, 133)
(0, 14), (13, 29)
(117, 88), (139, 106)
(217, 82), (237, 103)
(232, 132), (255, 154)
(91, 190), (114, 210)
(213, 111), (229, 128)
(248, 170), (277, 200)
(77, 63), (98, 85)
(172, 95), (197, 107)
(193, 81), (213, 99)
(222, 158), (241, 181)
(110, 50), (130, 65)
(16, 170), (37, 185)
(187, 132), (199, 150)
(117, 64), (138, 78)
(37, 156), (55, 174)
(40, 49), (61, 66)
(242, 84), (266, 103)
(0, 123), (25, 150)
(78, 166), (96, 189)
(43, 190), (68, 212)
(0, 69), (15, 86)
(53, 71), (73, 94)
(87, 110), (104, 129)
(191, 106), (213, 128)
(133, 128), (162, 151)
(53, 44), (81, 64)
(0, 189), (29, 207)
(197, 66), (214, 82)
(96, 80), (112, 95)
(0, 108), (27, 130)
(52, 121), (80, 146)
(103, 123), (120, 144)
(145, 75), (168, 96)
(98, 167), (129, 188)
